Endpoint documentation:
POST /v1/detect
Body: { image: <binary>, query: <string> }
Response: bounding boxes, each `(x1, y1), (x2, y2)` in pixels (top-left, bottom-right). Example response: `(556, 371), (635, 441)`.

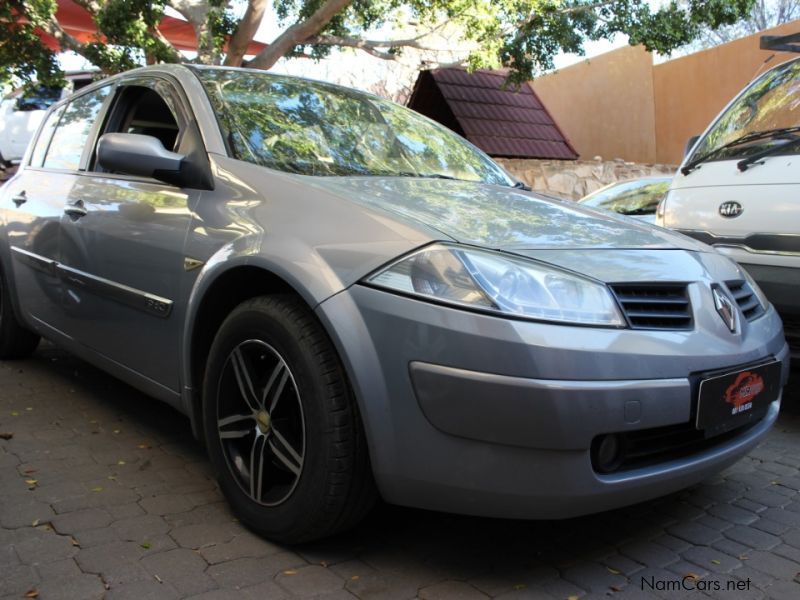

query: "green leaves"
(1, 0), (757, 89)
(0, 1), (62, 88)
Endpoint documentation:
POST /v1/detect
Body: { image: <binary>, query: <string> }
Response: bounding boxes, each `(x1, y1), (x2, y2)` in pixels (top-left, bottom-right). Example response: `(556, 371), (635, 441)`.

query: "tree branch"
(247, 0), (353, 70)
(72, 0), (182, 65)
(557, 0), (617, 15)
(70, 0), (103, 16)
(38, 13), (90, 57)
(420, 57), (468, 69)
(224, 0), (268, 66)
(168, 0), (219, 64)
(308, 33), (448, 53)
(150, 26), (184, 63)
(308, 36), (400, 60)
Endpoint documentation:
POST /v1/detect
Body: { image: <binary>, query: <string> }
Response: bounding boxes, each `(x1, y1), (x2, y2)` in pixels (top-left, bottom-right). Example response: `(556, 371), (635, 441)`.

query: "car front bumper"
(315, 284), (790, 520)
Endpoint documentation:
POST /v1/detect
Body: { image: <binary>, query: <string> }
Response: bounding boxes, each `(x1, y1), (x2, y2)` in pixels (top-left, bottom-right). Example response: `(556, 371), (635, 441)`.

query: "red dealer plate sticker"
(695, 361), (782, 437)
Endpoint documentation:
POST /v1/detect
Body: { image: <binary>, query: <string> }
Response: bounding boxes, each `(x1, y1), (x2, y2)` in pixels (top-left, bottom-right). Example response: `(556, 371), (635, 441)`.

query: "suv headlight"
(365, 244), (624, 326)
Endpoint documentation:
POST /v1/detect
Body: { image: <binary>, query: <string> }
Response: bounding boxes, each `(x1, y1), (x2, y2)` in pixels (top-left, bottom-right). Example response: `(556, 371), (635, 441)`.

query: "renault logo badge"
(719, 201), (743, 218)
(712, 286), (737, 333)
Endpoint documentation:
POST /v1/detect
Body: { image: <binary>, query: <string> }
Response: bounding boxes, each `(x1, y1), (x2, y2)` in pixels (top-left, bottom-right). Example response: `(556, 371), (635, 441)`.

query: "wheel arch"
(181, 257), (343, 442)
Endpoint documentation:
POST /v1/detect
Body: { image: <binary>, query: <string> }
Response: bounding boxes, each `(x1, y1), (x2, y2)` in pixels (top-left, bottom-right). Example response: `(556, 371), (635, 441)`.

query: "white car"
(579, 176), (672, 224)
(658, 55), (800, 356)
(0, 71), (96, 165)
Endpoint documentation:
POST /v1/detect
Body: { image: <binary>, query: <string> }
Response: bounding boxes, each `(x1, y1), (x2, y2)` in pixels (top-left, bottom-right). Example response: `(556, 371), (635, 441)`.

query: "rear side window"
(43, 85), (111, 171)
(29, 106), (65, 167)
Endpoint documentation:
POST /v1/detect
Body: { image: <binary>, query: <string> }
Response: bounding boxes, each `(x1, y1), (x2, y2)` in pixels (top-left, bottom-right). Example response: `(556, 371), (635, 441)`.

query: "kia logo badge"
(719, 201), (743, 218)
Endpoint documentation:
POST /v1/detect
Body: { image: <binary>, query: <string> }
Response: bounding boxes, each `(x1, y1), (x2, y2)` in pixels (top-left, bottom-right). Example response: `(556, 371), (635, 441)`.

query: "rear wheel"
(0, 265), (40, 359)
(202, 295), (375, 543)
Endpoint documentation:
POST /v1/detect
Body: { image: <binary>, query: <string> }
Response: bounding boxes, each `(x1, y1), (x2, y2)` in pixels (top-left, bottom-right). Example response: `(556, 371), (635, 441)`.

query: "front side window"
(113, 87), (180, 151)
(29, 106), (65, 167)
(691, 58), (800, 162)
(196, 68), (512, 186)
(43, 85), (111, 171)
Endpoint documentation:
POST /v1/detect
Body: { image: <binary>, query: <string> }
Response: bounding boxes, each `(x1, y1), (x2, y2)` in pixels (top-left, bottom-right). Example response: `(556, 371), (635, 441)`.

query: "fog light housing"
(592, 433), (623, 474)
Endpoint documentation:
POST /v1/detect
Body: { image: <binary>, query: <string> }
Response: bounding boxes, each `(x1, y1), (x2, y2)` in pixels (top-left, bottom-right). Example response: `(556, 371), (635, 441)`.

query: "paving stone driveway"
(1, 344), (799, 600)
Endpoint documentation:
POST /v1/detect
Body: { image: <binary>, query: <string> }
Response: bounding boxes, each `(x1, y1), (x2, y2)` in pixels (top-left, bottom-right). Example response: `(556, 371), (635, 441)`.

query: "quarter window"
(29, 106), (65, 168)
(43, 85), (111, 171)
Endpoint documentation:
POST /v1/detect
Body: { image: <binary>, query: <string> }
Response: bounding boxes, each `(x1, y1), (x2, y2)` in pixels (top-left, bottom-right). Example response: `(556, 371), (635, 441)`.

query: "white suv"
(658, 55), (800, 356)
(0, 71), (96, 165)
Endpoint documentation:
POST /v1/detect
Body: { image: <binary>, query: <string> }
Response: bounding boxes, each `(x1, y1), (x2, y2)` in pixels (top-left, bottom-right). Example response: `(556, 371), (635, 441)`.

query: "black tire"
(202, 295), (376, 543)
(0, 264), (40, 359)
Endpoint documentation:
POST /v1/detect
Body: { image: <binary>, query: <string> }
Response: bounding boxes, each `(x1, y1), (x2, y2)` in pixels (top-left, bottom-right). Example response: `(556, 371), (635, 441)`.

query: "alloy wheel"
(215, 339), (305, 506)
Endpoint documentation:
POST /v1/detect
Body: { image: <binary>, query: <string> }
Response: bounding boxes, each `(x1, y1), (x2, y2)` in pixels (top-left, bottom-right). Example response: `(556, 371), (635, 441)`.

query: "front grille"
(609, 283), (692, 330)
(725, 279), (765, 321)
(592, 417), (763, 474)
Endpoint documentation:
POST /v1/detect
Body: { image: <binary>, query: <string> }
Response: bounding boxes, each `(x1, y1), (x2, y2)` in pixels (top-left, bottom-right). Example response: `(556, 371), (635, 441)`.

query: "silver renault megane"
(0, 65), (789, 542)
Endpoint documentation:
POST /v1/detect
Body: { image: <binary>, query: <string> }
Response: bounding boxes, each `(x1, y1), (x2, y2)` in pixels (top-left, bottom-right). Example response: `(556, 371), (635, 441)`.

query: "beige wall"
(530, 20), (800, 165)
(531, 45), (657, 163)
(653, 21), (799, 164)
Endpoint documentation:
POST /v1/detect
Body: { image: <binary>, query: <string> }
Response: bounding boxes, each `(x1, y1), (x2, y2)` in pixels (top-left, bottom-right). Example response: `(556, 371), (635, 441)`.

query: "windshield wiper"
(512, 180), (532, 191)
(619, 207), (656, 216)
(736, 134), (800, 171)
(390, 172), (462, 181)
(681, 126), (800, 175)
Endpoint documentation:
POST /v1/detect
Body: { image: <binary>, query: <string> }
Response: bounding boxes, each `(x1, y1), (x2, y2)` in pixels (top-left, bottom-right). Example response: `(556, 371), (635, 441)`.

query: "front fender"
(179, 234), (344, 417)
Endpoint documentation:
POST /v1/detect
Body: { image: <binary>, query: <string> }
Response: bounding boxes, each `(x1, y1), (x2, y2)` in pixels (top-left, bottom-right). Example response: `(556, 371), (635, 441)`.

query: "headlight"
(365, 244), (625, 326)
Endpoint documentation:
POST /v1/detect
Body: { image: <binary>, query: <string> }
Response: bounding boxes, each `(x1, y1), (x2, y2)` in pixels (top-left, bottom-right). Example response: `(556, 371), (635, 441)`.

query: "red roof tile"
(406, 68), (578, 160)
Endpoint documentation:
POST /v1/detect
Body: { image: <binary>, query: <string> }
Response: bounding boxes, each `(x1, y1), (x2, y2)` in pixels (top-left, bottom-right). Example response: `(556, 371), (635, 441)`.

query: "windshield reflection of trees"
(696, 60), (800, 160)
(198, 70), (510, 185)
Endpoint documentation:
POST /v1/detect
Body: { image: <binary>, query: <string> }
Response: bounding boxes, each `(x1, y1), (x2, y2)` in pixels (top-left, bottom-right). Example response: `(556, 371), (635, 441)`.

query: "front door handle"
(11, 191), (26, 207)
(64, 199), (88, 221)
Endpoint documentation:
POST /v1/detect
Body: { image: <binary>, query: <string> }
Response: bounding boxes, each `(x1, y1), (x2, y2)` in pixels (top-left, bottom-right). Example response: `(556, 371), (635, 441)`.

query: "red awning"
(25, 0), (267, 55)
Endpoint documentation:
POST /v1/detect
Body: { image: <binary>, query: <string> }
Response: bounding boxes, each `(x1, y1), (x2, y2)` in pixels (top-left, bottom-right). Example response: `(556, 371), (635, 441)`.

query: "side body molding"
(11, 246), (174, 318)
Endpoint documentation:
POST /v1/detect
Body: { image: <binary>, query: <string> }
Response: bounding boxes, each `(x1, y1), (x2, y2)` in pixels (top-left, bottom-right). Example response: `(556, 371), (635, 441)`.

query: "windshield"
(690, 58), (800, 163)
(195, 68), (512, 185)
(580, 178), (670, 215)
(13, 85), (61, 112)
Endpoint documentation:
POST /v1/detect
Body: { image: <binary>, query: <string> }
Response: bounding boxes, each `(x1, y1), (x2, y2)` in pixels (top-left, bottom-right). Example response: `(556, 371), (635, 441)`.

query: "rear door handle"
(11, 191), (26, 207)
(64, 199), (88, 220)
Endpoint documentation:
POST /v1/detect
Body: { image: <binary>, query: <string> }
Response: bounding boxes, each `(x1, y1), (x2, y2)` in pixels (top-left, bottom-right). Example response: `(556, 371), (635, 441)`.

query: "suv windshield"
(195, 68), (512, 185)
(14, 85), (61, 111)
(689, 58), (800, 163)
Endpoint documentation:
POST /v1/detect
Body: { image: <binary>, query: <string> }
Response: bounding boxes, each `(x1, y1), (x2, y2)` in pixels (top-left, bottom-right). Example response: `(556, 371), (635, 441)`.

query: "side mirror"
(684, 135), (700, 158)
(97, 133), (185, 183)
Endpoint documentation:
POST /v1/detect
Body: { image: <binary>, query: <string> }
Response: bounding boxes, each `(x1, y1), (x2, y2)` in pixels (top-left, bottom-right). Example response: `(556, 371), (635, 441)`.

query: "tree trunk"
(247, 0), (352, 70)
(224, 0), (268, 66)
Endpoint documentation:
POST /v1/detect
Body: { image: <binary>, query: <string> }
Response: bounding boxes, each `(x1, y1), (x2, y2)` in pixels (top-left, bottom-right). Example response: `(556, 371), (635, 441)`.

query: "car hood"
(314, 176), (707, 252)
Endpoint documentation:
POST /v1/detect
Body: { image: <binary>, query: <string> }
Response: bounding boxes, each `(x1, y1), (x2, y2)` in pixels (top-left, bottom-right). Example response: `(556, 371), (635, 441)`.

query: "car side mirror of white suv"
(684, 135), (700, 158)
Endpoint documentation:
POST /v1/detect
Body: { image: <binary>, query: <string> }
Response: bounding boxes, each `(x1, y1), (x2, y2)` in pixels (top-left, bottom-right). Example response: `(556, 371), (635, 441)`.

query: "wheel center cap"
(256, 410), (271, 434)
